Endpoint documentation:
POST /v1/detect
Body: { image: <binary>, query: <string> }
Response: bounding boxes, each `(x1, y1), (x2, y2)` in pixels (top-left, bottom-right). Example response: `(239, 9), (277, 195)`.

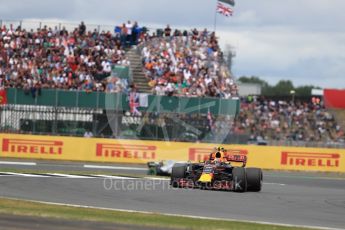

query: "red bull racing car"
(170, 148), (262, 192)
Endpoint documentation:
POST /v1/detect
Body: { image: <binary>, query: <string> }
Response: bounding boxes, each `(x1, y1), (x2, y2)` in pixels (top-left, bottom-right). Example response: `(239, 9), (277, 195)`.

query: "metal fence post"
(52, 90), (58, 134)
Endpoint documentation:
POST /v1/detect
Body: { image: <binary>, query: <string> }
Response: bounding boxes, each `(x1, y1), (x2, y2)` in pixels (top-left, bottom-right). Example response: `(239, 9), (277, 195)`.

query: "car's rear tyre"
(171, 163), (187, 187)
(246, 168), (262, 192)
(232, 167), (247, 192)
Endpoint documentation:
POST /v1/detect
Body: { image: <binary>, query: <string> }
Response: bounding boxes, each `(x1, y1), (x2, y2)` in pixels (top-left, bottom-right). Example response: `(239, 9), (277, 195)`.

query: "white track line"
(1, 172), (49, 178)
(144, 177), (170, 181)
(0, 172), (137, 179)
(0, 161), (36, 166)
(263, 182), (286, 186)
(49, 173), (96, 179)
(84, 165), (147, 171)
(95, 175), (137, 180)
(0, 197), (340, 230)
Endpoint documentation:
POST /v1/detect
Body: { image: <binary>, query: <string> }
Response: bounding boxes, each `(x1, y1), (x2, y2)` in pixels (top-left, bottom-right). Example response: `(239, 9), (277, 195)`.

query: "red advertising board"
(324, 89), (345, 109)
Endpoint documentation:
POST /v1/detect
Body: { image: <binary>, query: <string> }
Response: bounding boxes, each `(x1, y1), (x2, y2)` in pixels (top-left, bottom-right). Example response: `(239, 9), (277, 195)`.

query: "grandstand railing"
(5, 88), (240, 115)
(1, 88), (240, 142)
(267, 140), (345, 149)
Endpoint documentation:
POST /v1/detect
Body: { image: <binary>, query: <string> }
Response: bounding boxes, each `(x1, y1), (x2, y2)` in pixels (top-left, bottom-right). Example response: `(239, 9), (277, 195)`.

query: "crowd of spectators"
(0, 21), (238, 99)
(141, 26), (238, 98)
(0, 22), (134, 96)
(232, 98), (345, 144)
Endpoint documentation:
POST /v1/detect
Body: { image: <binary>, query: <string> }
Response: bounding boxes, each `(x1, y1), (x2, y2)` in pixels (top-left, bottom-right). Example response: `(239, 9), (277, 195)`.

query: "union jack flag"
(217, 2), (233, 17)
(0, 89), (7, 105)
(129, 92), (140, 116)
(219, 0), (235, 7)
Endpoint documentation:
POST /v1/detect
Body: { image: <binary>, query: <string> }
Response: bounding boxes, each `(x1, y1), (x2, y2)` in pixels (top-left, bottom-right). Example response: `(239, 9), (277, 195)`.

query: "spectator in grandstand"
(105, 76), (126, 93)
(84, 130), (93, 138)
(141, 26), (238, 98)
(0, 22), (133, 94)
(125, 20), (133, 46)
(78, 21), (86, 36)
(164, 25), (172, 37)
(131, 21), (140, 45)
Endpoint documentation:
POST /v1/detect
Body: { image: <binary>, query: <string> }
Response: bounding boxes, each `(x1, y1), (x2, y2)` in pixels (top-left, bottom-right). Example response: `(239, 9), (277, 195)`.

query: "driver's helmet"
(215, 146), (225, 159)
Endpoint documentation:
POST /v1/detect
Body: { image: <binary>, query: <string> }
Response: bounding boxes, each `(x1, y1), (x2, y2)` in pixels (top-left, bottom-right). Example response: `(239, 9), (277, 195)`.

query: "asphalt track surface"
(0, 159), (148, 175)
(0, 160), (345, 229)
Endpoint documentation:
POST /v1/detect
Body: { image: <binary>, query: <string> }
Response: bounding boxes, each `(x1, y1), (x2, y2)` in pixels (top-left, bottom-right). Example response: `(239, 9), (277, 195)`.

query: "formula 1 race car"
(170, 153), (262, 192)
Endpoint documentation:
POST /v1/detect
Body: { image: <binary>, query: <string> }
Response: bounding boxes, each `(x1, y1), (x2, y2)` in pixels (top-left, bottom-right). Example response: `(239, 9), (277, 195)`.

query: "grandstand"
(1, 19), (344, 148)
(236, 98), (345, 148)
(139, 31), (238, 97)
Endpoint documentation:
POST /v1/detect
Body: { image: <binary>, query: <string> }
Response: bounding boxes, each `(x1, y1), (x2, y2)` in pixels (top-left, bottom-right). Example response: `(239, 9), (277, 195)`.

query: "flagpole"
(213, 0), (218, 32)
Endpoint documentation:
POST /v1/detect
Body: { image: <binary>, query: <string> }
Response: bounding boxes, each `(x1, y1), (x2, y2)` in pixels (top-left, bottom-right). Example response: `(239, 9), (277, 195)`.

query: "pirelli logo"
(2, 138), (63, 155)
(189, 148), (248, 161)
(96, 144), (156, 160)
(281, 152), (340, 167)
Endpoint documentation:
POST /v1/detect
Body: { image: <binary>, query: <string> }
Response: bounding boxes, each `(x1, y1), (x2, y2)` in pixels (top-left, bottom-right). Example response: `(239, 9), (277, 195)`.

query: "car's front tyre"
(246, 168), (263, 192)
(232, 167), (247, 192)
(170, 163), (187, 187)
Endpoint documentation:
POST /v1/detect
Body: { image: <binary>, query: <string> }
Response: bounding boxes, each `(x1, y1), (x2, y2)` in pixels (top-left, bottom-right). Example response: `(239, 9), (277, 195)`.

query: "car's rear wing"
(226, 155), (247, 167)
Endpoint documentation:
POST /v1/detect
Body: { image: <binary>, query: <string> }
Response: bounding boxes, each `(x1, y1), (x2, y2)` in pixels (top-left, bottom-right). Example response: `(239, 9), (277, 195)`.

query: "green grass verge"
(0, 198), (315, 230)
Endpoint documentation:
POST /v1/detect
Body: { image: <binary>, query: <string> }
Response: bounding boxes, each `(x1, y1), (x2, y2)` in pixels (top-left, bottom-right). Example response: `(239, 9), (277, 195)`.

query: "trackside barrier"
(1, 133), (345, 173)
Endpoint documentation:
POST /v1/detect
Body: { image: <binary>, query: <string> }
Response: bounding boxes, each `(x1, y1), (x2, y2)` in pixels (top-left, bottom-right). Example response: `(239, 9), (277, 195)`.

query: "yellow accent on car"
(198, 173), (212, 183)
